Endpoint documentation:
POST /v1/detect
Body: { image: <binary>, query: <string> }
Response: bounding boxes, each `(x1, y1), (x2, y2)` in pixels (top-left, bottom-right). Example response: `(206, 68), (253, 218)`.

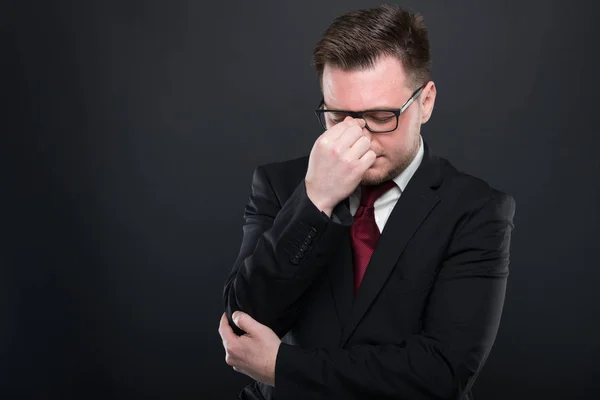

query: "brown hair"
(312, 4), (431, 90)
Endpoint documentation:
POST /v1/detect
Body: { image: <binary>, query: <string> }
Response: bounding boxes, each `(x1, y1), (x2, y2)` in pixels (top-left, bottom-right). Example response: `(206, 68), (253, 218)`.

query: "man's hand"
(305, 116), (376, 216)
(218, 312), (281, 386)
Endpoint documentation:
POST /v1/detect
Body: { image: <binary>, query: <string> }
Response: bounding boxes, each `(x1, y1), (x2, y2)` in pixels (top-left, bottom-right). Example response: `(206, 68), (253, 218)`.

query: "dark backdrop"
(2, 0), (599, 399)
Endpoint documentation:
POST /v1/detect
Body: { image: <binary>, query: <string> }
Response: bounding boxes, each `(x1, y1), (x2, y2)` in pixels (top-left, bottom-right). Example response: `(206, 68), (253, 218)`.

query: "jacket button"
(300, 243), (308, 252)
(290, 257), (300, 265)
(304, 237), (312, 245)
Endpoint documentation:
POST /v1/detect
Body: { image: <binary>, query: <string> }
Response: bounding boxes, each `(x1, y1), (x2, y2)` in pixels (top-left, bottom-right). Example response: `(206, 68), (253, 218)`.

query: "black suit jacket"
(223, 140), (516, 400)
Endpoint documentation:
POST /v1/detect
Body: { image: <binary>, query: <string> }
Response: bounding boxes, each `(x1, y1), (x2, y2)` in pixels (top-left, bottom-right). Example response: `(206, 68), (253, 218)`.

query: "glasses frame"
(314, 84), (426, 133)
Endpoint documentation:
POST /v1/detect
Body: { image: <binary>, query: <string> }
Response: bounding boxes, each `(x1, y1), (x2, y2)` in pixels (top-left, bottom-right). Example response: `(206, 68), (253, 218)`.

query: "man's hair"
(312, 4), (431, 90)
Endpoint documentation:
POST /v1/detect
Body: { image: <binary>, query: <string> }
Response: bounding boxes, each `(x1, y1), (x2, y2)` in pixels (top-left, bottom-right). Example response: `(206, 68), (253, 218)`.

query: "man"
(219, 4), (515, 400)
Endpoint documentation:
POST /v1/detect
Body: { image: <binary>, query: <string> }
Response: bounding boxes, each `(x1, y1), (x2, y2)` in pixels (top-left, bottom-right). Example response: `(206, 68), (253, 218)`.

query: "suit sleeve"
(274, 192), (516, 400)
(223, 165), (353, 337)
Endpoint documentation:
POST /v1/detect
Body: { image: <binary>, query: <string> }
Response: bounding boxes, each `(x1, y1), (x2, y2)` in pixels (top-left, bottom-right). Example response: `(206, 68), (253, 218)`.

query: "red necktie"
(350, 180), (397, 294)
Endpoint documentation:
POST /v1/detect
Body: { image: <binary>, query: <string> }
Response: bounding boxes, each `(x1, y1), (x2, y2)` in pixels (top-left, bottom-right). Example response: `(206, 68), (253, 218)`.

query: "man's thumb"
(232, 311), (258, 334)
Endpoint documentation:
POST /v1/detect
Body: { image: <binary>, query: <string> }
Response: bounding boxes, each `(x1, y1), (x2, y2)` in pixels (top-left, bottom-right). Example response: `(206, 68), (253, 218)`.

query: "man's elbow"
(444, 349), (490, 400)
(429, 365), (475, 400)
(422, 345), (485, 400)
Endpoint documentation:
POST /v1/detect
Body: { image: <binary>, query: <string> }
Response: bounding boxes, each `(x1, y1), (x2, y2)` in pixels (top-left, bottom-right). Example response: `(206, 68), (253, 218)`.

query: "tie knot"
(359, 180), (397, 207)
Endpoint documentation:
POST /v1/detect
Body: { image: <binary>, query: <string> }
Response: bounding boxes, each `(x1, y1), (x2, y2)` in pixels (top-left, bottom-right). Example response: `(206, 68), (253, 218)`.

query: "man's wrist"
(269, 342), (282, 387)
(318, 206), (334, 217)
(305, 188), (334, 217)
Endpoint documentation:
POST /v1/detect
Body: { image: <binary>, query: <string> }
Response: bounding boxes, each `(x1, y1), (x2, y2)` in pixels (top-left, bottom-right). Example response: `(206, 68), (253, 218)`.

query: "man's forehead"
(323, 71), (407, 110)
(321, 56), (411, 109)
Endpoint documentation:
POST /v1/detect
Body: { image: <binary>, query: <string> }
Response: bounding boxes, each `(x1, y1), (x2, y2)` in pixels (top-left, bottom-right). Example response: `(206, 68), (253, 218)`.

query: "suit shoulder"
(250, 155), (309, 199)
(258, 155), (309, 174)
(437, 156), (515, 210)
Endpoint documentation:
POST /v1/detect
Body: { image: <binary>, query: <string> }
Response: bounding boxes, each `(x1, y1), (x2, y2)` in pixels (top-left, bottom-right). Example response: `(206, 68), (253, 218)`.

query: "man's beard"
(360, 135), (420, 186)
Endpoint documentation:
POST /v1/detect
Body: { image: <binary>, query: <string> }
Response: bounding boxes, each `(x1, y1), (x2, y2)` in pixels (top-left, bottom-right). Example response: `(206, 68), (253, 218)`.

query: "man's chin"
(361, 157), (408, 186)
(361, 166), (389, 186)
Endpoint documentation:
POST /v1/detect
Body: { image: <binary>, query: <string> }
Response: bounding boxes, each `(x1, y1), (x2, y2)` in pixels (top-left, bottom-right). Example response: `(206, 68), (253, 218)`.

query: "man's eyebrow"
(323, 103), (399, 111)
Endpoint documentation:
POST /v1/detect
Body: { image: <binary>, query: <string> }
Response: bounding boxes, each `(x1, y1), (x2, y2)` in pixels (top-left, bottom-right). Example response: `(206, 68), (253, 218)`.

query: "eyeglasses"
(314, 85), (425, 133)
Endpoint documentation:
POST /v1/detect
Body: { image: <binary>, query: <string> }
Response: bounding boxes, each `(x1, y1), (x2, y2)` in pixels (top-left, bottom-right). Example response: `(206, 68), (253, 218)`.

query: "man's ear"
(420, 81), (436, 124)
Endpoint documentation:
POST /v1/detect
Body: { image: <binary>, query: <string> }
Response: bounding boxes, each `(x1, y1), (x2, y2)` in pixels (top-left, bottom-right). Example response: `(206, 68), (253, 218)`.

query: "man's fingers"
(218, 313), (238, 344)
(220, 313), (242, 369)
(358, 149), (377, 169)
(218, 313), (229, 334)
(344, 135), (372, 162)
(339, 115), (365, 127)
(321, 116), (365, 140)
(321, 116), (354, 138)
(336, 124), (367, 154)
(232, 311), (262, 335)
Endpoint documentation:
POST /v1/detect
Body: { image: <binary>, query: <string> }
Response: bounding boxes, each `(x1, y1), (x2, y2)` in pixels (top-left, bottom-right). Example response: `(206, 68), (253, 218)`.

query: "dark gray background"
(2, 0), (598, 399)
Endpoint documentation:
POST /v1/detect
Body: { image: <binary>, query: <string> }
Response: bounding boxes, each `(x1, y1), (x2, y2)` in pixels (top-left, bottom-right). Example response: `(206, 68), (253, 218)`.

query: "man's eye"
(371, 117), (393, 122)
(329, 112), (349, 124)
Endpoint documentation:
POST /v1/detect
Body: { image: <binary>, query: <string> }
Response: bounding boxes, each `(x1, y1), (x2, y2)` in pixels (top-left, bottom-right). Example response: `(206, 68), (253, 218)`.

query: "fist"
(305, 116), (376, 216)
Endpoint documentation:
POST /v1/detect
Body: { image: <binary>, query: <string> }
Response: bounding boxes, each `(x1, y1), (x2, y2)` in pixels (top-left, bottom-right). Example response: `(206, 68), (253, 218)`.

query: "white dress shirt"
(348, 135), (424, 233)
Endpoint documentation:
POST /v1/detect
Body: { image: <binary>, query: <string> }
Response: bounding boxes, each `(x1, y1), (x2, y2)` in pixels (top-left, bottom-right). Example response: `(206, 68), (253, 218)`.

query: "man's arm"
(223, 165), (352, 337)
(274, 192), (516, 400)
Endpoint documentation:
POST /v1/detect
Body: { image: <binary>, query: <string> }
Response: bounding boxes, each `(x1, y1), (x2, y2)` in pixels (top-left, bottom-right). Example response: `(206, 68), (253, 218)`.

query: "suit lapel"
(340, 140), (444, 346)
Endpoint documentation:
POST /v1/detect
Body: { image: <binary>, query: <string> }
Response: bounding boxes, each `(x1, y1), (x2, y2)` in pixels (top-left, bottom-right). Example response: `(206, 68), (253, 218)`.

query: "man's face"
(321, 54), (436, 186)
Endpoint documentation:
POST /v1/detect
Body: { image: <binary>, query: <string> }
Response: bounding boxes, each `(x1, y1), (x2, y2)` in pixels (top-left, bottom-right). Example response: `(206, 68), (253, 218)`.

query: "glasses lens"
(319, 111), (351, 129)
(363, 111), (397, 132)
